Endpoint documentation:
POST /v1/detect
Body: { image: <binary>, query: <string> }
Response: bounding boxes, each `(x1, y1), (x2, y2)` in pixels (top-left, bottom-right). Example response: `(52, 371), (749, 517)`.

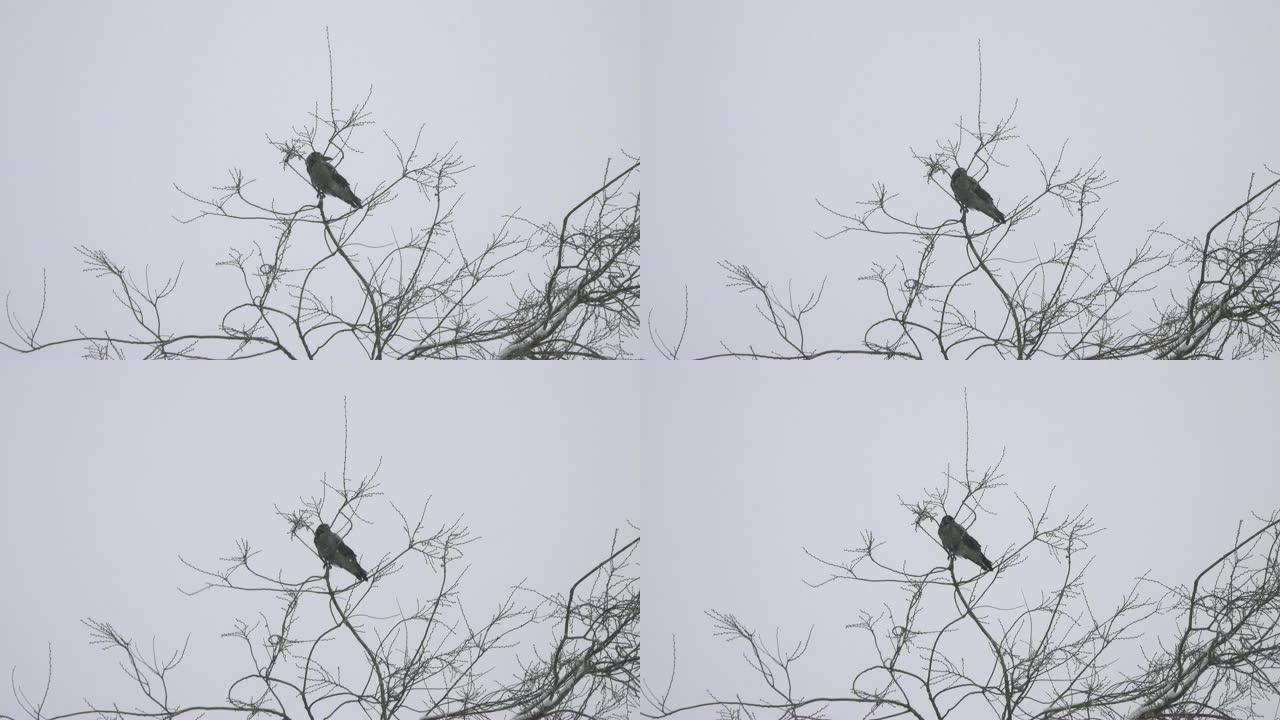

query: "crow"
(314, 523), (369, 582)
(938, 515), (995, 572)
(306, 152), (363, 209)
(950, 167), (1005, 224)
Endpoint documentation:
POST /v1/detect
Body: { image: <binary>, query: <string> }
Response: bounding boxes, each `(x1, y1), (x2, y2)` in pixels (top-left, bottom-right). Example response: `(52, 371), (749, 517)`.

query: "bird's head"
(951, 167), (967, 180)
(314, 523), (330, 537)
(940, 515), (955, 526)
(305, 151), (331, 167)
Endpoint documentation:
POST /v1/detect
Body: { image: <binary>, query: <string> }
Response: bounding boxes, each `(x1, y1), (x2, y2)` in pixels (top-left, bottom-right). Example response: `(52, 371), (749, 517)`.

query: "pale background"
(0, 1), (639, 356)
(4, 0), (1279, 716)
(642, 362), (1280, 716)
(643, 1), (1280, 356)
(1, 364), (638, 710)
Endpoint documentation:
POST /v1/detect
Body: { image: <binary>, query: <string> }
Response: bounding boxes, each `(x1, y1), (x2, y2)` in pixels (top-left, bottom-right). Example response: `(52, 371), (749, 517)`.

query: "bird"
(937, 515), (995, 572)
(314, 523), (369, 582)
(305, 152), (363, 209)
(950, 167), (1005, 225)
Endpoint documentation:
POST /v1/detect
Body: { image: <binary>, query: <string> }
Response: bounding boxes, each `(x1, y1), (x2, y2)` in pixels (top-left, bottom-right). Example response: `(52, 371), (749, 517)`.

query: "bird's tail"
(339, 189), (363, 209)
(983, 206), (1006, 224)
(978, 554), (994, 572)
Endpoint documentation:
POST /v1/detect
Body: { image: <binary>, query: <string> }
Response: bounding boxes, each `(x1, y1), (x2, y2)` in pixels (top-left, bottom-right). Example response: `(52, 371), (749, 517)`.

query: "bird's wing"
(335, 538), (359, 565)
(331, 170), (353, 191)
(967, 176), (995, 205)
(960, 530), (984, 555)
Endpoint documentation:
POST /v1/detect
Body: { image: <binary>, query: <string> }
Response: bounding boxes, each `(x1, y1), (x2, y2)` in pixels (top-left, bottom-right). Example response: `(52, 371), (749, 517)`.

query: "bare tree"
(655, 51), (1279, 360)
(3, 35), (639, 360)
(6, 412), (639, 720)
(643, 403), (1280, 720)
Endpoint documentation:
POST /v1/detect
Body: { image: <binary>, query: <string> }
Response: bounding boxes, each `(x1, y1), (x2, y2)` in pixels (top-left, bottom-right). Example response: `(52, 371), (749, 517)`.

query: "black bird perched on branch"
(950, 167), (1005, 224)
(938, 515), (995, 572)
(314, 523), (369, 582)
(306, 151), (363, 209)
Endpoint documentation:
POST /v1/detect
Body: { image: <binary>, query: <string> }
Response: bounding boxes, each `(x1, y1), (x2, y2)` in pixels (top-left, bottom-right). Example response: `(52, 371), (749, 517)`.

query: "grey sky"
(1, 2), (638, 355)
(642, 362), (1280, 714)
(643, 1), (1280, 356)
(1, 363), (638, 707)
(5, 1), (1280, 717)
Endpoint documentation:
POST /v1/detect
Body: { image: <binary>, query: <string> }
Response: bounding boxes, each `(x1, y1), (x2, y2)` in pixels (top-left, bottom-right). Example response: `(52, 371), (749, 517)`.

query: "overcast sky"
(1, 364), (638, 711)
(642, 362), (1280, 717)
(643, 1), (1280, 357)
(0, 2), (638, 357)
(4, 2), (1280, 717)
